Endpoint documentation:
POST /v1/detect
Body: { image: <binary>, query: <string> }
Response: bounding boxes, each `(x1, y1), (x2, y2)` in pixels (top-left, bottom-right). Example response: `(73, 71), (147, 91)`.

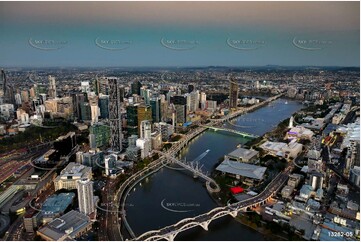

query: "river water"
(123, 98), (303, 240)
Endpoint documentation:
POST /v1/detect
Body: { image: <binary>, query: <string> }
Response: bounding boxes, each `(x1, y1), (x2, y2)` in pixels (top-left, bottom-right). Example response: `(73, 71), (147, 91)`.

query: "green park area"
(0, 122), (76, 153)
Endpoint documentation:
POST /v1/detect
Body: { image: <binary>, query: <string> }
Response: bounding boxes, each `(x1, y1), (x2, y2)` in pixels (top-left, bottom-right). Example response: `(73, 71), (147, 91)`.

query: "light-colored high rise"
(90, 104), (100, 124)
(140, 120), (152, 139)
(48, 75), (57, 99)
(200, 92), (207, 110)
(77, 178), (95, 215)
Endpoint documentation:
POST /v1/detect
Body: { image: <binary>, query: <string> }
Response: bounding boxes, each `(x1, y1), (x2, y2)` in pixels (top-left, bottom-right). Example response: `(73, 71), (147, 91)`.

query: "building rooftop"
(37, 210), (92, 240)
(300, 184), (313, 196)
(226, 147), (259, 160)
(216, 159), (266, 180)
(56, 163), (91, 181)
(260, 141), (287, 151)
(41, 193), (75, 216)
(307, 150), (321, 160)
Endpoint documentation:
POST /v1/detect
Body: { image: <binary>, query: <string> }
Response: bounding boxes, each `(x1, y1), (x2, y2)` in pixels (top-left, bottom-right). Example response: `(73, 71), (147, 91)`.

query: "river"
(123, 98), (303, 240)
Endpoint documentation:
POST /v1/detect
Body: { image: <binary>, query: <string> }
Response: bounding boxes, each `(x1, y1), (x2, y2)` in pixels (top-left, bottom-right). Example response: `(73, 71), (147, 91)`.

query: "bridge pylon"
(167, 234), (176, 241)
(230, 210), (238, 218)
(200, 221), (210, 231)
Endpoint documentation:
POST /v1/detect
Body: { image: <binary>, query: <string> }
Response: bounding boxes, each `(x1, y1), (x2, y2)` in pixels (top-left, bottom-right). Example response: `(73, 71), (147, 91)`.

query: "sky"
(0, 1), (359, 67)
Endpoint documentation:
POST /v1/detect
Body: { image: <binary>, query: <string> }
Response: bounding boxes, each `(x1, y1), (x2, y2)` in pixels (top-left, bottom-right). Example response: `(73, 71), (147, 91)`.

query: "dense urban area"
(0, 66), (359, 241)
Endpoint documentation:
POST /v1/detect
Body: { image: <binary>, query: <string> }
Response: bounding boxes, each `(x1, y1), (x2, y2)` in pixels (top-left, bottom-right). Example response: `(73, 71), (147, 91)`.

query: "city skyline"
(0, 1), (359, 241)
(0, 2), (359, 67)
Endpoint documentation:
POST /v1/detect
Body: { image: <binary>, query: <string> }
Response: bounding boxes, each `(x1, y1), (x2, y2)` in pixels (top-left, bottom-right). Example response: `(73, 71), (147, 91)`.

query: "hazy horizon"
(0, 1), (359, 67)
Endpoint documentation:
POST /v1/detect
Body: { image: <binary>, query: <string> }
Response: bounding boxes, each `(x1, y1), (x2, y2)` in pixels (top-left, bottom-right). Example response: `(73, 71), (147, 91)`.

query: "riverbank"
(208, 190), (287, 241)
(208, 100), (305, 241)
(122, 98), (304, 240)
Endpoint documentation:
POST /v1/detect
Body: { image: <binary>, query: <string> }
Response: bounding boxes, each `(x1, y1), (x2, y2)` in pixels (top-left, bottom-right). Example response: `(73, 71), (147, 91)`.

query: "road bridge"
(110, 94), (284, 240)
(135, 169), (290, 241)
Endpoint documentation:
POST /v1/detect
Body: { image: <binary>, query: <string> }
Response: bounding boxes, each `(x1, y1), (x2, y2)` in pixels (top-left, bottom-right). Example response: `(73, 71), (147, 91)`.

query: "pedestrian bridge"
(135, 171), (289, 241)
(154, 150), (221, 193)
(201, 125), (259, 139)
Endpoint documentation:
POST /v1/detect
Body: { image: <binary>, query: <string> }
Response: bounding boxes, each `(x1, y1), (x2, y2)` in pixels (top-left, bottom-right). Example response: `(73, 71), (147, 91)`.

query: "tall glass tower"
(108, 77), (123, 151)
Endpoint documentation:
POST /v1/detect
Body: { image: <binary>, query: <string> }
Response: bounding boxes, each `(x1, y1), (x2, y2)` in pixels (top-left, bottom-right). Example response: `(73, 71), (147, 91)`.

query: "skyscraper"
(96, 77), (109, 95)
(171, 95), (187, 125)
(89, 123), (111, 148)
(98, 94), (109, 119)
(229, 78), (239, 108)
(0, 69), (7, 97)
(131, 79), (142, 95)
(174, 104), (186, 124)
(137, 104), (152, 134)
(48, 75), (57, 99)
(140, 120), (152, 139)
(1, 69), (14, 105)
(77, 178), (95, 215)
(90, 103), (100, 124)
(150, 97), (161, 123)
(126, 104), (138, 135)
(108, 77), (123, 151)
(189, 91), (199, 112)
(79, 102), (91, 121)
(200, 92), (207, 110)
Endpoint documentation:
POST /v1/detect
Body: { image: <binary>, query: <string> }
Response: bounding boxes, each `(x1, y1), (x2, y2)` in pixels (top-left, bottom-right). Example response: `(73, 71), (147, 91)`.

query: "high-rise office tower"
(118, 85), (125, 103)
(200, 92), (207, 110)
(74, 93), (86, 120)
(174, 104), (186, 124)
(90, 104), (100, 124)
(140, 120), (152, 139)
(1, 69), (14, 105)
(29, 87), (35, 98)
(143, 89), (152, 105)
(137, 104), (152, 134)
(171, 95), (187, 124)
(126, 104), (139, 135)
(14, 93), (22, 106)
(0, 69), (6, 97)
(131, 79), (142, 95)
(189, 91), (199, 112)
(96, 77), (109, 95)
(79, 102), (91, 121)
(21, 90), (29, 105)
(77, 178), (95, 215)
(89, 123), (111, 148)
(126, 135), (141, 161)
(150, 97), (161, 122)
(229, 78), (239, 108)
(48, 75), (57, 99)
(98, 94), (109, 119)
(108, 77), (123, 151)
(160, 100), (168, 122)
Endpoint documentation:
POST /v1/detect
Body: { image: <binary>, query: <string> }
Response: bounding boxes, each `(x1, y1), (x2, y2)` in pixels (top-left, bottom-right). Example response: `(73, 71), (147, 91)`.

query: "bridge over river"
(201, 125), (259, 138)
(135, 166), (292, 241)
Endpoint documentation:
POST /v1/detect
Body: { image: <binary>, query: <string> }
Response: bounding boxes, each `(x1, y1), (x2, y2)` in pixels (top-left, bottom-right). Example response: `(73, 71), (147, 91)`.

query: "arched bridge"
(201, 125), (259, 139)
(154, 150), (221, 193)
(134, 169), (290, 241)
